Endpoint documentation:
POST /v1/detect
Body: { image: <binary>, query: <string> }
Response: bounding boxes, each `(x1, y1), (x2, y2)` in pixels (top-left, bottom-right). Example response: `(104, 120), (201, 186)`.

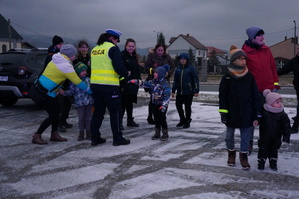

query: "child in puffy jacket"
(257, 89), (291, 171)
(128, 64), (171, 141)
(59, 62), (94, 141)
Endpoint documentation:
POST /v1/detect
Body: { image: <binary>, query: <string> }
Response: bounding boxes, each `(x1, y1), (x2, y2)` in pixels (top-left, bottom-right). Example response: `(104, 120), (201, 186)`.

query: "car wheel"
(0, 96), (18, 106)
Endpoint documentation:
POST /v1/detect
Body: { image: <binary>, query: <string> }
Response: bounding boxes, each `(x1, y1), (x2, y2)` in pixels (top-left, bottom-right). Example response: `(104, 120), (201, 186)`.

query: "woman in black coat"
(120, 38), (141, 129)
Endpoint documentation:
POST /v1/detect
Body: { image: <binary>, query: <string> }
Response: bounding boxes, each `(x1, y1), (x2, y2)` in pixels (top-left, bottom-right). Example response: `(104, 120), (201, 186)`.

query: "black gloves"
(220, 113), (228, 124)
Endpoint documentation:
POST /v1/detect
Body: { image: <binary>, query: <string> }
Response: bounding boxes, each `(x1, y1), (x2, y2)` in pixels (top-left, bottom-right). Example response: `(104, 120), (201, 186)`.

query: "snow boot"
(32, 133), (47, 145)
(270, 158), (278, 171)
(291, 119), (299, 134)
(239, 152), (250, 170)
(147, 117), (155, 125)
(86, 130), (91, 140)
(183, 119), (192, 129)
(152, 128), (161, 140)
(176, 117), (185, 127)
(258, 158), (266, 170)
(160, 129), (169, 141)
(227, 149), (236, 167)
(78, 131), (84, 141)
(50, 131), (67, 142)
(127, 118), (139, 127)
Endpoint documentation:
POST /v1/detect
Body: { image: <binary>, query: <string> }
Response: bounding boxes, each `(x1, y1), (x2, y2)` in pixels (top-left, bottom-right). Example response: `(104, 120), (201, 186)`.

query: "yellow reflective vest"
(90, 42), (119, 86)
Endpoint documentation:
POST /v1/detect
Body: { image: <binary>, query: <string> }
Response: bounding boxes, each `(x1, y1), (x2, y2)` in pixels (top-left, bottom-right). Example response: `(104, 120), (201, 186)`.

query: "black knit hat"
(52, 35), (64, 46)
(229, 45), (247, 63)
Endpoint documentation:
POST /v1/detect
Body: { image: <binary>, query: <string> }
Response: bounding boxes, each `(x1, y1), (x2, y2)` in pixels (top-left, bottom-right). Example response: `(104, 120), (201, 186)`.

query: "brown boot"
(86, 130), (91, 140)
(32, 133), (47, 145)
(160, 129), (169, 141)
(152, 128), (161, 140)
(50, 131), (67, 141)
(227, 149), (236, 166)
(78, 131), (84, 141)
(239, 152), (250, 170)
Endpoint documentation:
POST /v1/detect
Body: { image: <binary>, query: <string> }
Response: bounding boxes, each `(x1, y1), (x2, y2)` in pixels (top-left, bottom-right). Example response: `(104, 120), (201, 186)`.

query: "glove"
(128, 79), (141, 86)
(282, 135), (290, 143)
(220, 113), (227, 124)
(159, 106), (167, 113)
(86, 87), (92, 95)
(272, 85), (280, 92)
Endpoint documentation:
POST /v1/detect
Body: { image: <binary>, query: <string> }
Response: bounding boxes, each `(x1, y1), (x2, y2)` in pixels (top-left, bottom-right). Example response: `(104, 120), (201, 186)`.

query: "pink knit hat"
(263, 89), (281, 105)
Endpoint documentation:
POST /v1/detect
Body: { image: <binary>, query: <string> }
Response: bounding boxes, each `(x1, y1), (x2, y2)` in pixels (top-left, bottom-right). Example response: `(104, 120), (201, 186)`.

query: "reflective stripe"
(274, 82), (279, 85)
(219, 109), (228, 113)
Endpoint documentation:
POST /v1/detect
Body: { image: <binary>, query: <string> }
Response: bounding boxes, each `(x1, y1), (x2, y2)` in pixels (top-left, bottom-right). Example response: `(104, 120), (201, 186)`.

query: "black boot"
(291, 118), (299, 134)
(147, 117), (155, 125)
(258, 158), (266, 170)
(127, 118), (139, 127)
(269, 158), (277, 171)
(152, 128), (161, 140)
(176, 118), (185, 127)
(183, 119), (192, 128)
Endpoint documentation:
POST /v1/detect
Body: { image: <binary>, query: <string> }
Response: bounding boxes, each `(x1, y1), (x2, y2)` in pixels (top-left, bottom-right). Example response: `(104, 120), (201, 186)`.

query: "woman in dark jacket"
(120, 38), (141, 128)
(172, 53), (199, 128)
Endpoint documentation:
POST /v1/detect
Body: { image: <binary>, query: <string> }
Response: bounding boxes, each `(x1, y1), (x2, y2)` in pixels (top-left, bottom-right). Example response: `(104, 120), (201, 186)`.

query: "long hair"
(154, 43), (167, 53)
(124, 38), (139, 62)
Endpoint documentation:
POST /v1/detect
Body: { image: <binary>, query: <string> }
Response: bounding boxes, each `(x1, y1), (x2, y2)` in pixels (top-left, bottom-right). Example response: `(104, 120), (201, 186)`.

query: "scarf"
(227, 63), (248, 79)
(264, 103), (284, 113)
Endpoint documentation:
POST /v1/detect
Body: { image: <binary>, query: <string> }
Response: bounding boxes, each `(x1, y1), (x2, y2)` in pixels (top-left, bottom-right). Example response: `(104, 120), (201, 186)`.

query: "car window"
(0, 54), (26, 65)
(35, 54), (48, 65)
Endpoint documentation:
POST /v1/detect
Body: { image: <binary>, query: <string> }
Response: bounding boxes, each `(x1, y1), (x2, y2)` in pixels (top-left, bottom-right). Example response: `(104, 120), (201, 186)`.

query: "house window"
(2, 44), (7, 53)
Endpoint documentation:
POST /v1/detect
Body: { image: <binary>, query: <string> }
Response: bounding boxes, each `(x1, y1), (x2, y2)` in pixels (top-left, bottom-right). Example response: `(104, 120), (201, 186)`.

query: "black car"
(0, 48), (48, 106)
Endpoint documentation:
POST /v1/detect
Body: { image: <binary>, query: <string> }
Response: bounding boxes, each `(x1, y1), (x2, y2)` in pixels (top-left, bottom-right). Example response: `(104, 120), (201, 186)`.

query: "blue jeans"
(225, 127), (251, 152)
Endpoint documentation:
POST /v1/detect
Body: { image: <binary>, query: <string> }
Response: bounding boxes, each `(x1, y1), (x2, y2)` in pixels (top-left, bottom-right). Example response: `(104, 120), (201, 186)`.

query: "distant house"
(167, 34), (208, 66)
(0, 13), (23, 53)
(270, 37), (298, 68)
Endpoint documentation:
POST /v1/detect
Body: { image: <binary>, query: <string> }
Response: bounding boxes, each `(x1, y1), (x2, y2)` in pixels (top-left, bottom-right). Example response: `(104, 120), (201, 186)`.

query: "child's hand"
(128, 79), (141, 85)
(253, 120), (259, 127)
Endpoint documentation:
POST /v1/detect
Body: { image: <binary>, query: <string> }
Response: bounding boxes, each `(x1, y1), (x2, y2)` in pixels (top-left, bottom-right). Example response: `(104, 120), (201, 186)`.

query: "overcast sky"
(1, 0), (298, 50)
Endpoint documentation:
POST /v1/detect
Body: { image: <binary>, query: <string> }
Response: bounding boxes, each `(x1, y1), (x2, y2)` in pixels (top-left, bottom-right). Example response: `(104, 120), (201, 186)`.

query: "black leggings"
(36, 95), (60, 134)
(175, 95), (193, 121)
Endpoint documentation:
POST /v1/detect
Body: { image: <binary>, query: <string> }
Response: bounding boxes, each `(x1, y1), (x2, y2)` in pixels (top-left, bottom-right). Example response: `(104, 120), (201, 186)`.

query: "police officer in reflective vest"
(90, 29), (131, 146)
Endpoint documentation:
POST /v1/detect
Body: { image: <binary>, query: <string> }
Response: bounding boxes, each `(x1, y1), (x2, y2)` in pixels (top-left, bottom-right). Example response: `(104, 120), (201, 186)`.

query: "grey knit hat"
(263, 89), (282, 105)
(229, 45), (247, 63)
(246, 26), (265, 40)
(60, 44), (77, 59)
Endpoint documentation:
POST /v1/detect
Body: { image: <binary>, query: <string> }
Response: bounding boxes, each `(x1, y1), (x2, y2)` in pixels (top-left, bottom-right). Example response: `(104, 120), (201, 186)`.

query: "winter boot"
(147, 117), (155, 125)
(50, 131), (67, 142)
(183, 119), (192, 129)
(248, 140), (253, 155)
(291, 118), (299, 134)
(227, 149), (236, 167)
(258, 158), (266, 170)
(86, 130), (91, 140)
(239, 152), (250, 170)
(78, 131), (84, 141)
(269, 158), (278, 171)
(127, 118), (139, 127)
(160, 129), (169, 141)
(176, 118), (185, 127)
(152, 128), (161, 140)
(32, 133), (47, 145)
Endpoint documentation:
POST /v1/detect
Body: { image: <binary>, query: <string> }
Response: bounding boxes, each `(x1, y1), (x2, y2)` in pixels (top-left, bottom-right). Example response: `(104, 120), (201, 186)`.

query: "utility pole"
(294, 20), (297, 56)
(8, 19), (12, 50)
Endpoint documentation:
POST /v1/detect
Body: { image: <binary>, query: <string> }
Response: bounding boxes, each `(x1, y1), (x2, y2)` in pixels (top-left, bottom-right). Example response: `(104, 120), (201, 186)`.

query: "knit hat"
(246, 26), (265, 40)
(106, 29), (122, 42)
(179, 53), (190, 60)
(74, 62), (88, 75)
(52, 35), (64, 46)
(229, 45), (247, 63)
(263, 89), (282, 106)
(155, 64), (170, 80)
(60, 44), (77, 59)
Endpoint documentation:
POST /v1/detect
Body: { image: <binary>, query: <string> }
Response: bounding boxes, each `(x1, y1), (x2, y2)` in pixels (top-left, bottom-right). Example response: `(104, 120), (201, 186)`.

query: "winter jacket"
(44, 45), (60, 67)
(64, 77), (94, 108)
(141, 78), (171, 108)
(242, 42), (279, 92)
(219, 71), (260, 128)
(144, 49), (174, 81)
(39, 53), (88, 98)
(259, 109), (291, 144)
(120, 50), (141, 95)
(277, 55), (299, 91)
(172, 64), (199, 95)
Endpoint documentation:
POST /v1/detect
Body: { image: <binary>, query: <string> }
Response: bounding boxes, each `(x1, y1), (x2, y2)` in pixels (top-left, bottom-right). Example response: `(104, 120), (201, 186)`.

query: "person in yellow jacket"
(90, 29), (131, 146)
(32, 44), (92, 145)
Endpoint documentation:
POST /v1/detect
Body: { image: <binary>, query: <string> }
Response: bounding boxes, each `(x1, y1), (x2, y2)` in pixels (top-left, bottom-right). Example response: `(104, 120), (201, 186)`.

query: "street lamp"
(294, 20), (297, 56)
(153, 30), (159, 43)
